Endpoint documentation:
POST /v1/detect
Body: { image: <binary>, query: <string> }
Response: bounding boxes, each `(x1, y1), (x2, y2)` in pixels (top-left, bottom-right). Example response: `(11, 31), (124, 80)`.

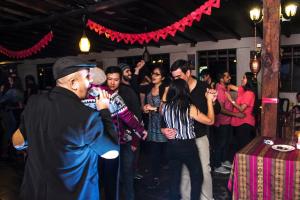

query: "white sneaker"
(222, 161), (232, 169)
(214, 166), (231, 174)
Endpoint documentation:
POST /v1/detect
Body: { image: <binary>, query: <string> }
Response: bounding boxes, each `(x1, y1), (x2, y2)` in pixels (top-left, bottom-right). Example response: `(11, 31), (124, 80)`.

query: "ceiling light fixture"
(79, 15), (91, 53)
(143, 46), (150, 63)
(249, 15), (261, 78)
(79, 31), (91, 52)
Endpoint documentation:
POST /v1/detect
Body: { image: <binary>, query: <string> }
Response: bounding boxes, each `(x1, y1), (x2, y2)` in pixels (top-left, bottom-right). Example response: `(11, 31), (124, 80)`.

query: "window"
(118, 55), (143, 68)
(37, 63), (55, 90)
(118, 53), (170, 81)
(197, 49), (237, 84)
(280, 46), (300, 92)
(118, 53), (170, 70)
(0, 63), (18, 85)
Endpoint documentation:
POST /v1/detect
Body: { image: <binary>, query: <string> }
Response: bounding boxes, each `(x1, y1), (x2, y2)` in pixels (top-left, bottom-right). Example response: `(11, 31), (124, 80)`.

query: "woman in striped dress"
(162, 79), (215, 200)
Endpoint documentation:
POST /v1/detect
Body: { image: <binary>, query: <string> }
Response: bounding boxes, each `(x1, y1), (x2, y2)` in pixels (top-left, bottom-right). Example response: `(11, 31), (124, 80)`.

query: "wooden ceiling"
(0, 0), (299, 61)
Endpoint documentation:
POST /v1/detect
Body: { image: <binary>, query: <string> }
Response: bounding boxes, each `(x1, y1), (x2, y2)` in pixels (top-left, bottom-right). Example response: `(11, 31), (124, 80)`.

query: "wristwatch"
(231, 100), (236, 104)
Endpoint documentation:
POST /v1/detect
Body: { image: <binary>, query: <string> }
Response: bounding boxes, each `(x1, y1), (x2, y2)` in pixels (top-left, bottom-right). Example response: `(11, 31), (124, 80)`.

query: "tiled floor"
(0, 153), (231, 200)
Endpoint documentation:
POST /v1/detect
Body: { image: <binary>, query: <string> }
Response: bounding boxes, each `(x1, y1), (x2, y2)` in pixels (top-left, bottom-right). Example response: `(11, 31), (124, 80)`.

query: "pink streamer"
(87, 0), (221, 44)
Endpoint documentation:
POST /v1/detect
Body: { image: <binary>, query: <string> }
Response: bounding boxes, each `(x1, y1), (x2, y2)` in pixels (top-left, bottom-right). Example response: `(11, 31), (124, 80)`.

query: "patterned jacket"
(82, 85), (145, 147)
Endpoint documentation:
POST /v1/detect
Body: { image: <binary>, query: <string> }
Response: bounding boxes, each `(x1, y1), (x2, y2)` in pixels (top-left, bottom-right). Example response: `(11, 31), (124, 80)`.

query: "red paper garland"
(0, 31), (54, 59)
(87, 0), (220, 45)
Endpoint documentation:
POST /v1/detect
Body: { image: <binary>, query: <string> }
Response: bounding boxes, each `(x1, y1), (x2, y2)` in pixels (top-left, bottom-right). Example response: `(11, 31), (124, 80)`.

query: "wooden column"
(261, 0), (281, 137)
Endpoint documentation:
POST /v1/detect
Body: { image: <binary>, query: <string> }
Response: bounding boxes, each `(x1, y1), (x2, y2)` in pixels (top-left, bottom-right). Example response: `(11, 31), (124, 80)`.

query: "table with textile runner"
(228, 137), (300, 200)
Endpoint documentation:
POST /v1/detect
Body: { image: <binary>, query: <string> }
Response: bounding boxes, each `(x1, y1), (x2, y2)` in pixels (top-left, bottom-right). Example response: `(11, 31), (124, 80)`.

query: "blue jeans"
(213, 125), (232, 167)
(120, 143), (136, 200)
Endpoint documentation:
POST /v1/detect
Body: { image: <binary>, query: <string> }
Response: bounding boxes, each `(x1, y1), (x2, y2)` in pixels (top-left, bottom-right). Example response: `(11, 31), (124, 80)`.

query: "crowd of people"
(1, 56), (260, 200)
(0, 73), (38, 158)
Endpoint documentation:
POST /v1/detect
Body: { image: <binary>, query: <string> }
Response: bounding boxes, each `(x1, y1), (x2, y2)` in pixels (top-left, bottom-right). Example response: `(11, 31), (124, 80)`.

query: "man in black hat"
(13, 56), (118, 200)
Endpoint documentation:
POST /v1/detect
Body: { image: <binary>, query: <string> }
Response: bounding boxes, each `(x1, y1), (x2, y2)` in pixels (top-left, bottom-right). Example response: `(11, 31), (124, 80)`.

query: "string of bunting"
(0, 31), (53, 59)
(87, 0), (220, 45)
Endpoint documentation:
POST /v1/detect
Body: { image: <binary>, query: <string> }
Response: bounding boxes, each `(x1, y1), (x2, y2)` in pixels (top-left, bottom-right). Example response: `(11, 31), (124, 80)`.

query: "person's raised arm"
(190, 90), (215, 125)
(228, 84), (239, 92)
(134, 60), (145, 75)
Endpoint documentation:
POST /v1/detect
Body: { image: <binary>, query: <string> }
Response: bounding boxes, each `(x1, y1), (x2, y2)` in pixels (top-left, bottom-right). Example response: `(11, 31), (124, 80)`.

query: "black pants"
(213, 125), (232, 167)
(234, 124), (255, 152)
(149, 141), (166, 179)
(100, 157), (119, 200)
(100, 143), (136, 200)
(167, 139), (202, 200)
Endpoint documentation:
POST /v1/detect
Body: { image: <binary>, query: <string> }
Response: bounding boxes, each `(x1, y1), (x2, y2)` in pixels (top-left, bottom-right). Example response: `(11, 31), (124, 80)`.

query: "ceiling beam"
(181, 2), (217, 41)
(0, 7), (33, 18)
(189, 1), (239, 40)
(0, 14), (21, 22)
(0, 40), (30, 50)
(0, 30), (79, 53)
(4, 0), (49, 14)
(194, 26), (218, 42)
(232, 1), (263, 39)
(44, 0), (67, 9)
(0, 0), (138, 30)
(1, 32), (39, 45)
(60, 18), (131, 50)
(205, 17), (241, 40)
(119, 10), (178, 45)
(141, 1), (198, 43)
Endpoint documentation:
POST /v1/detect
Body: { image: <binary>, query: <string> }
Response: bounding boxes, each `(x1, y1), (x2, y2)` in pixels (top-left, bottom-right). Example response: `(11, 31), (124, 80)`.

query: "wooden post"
(261, 0), (281, 137)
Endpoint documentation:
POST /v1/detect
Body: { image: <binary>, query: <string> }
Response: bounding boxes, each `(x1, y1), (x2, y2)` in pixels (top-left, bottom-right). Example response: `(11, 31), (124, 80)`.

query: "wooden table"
(228, 137), (300, 200)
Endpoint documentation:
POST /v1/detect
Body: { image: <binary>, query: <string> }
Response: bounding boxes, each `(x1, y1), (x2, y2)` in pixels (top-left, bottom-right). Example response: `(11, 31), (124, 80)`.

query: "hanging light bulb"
(79, 31), (90, 52)
(143, 46), (150, 63)
(79, 15), (90, 53)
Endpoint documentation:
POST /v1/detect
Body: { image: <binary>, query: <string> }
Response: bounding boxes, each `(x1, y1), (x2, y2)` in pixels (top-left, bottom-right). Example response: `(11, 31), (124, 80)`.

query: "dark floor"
(0, 151), (231, 200)
(134, 163), (231, 200)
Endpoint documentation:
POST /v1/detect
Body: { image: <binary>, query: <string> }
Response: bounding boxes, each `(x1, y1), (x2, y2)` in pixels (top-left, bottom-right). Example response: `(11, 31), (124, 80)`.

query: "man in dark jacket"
(13, 56), (118, 200)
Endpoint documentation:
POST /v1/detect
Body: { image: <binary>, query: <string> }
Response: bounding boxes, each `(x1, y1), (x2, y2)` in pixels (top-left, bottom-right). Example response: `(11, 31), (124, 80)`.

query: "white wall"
(15, 34), (300, 101)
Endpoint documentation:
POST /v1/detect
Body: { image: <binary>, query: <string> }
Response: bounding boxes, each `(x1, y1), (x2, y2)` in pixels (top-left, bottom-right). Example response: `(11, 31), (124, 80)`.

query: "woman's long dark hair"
(243, 72), (256, 92)
(243, 72), (259, 116)
(150, 66), (170, 98)
(166, 79), (191, 124)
